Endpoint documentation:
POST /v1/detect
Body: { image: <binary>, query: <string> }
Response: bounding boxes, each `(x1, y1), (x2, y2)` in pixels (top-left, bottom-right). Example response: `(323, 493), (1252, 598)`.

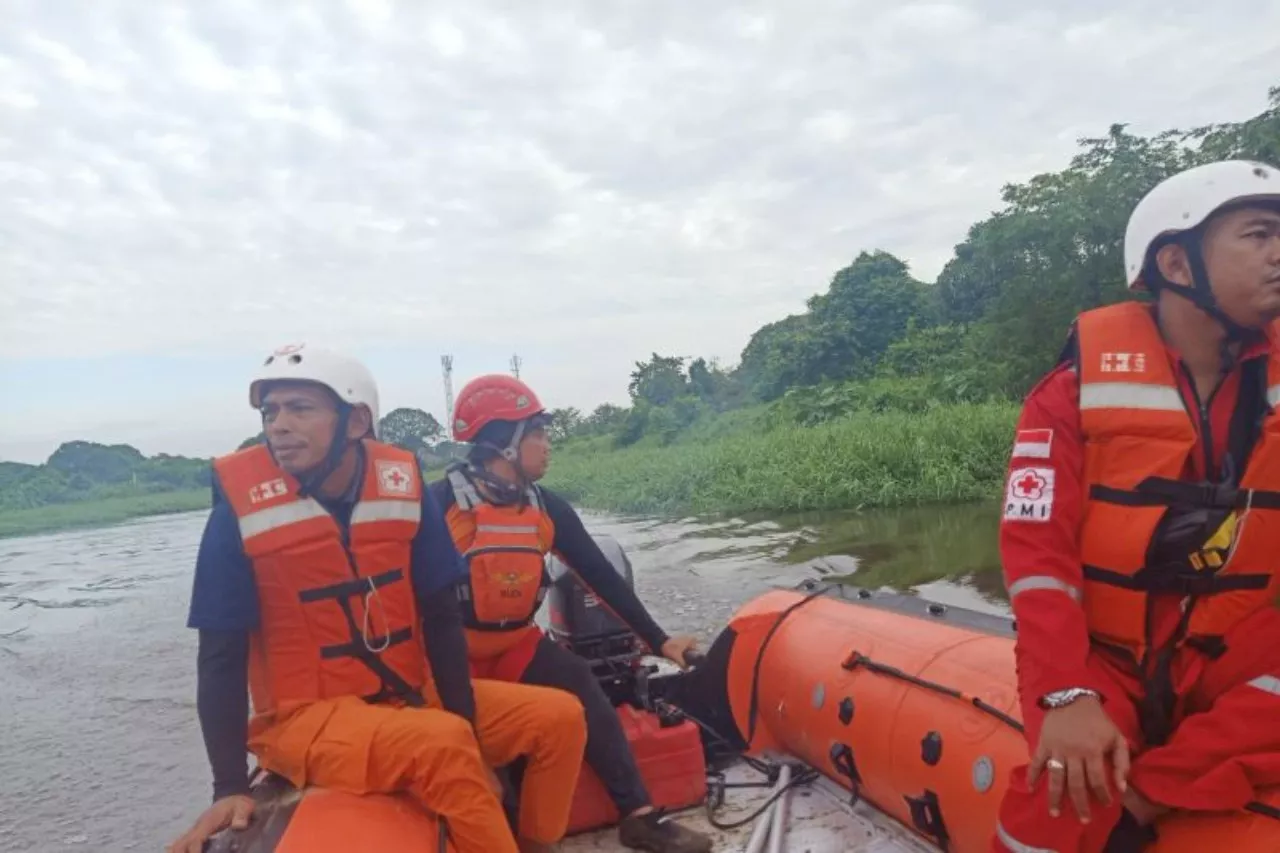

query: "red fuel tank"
(565, 705), (707, 834)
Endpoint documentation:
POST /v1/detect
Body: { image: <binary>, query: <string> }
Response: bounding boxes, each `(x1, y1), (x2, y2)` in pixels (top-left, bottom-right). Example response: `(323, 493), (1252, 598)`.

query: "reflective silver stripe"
(1269, 384), (1280, 408)
(476, 524), (539, 534)
(238, 499), (329, 541)
(1247, 675), (1280, 696)
(1007, 575), (1081, 602)
(351, 499), (421, 526)
(995, 822), (1058, 853)
(1079, 382), (1184, 412)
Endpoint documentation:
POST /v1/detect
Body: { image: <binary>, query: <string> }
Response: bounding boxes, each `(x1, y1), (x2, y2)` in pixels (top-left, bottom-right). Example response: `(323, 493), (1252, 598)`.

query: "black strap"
(295, 568), (425, 707)
(1090, 479), (1280, 511)
(903, 790), (950, 851)
(1082, 564), (1270, 596)
(1246, 801), (1280, 821)
(1226, 355), (1270, 475)
(298, 568), (404, 603)
(828, 743), (863, 808)
(437, 817), (450, 853)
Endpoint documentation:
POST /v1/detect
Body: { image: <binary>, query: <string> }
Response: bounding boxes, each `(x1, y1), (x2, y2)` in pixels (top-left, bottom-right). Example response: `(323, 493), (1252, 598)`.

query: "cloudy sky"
(1, 0), (1277, 464)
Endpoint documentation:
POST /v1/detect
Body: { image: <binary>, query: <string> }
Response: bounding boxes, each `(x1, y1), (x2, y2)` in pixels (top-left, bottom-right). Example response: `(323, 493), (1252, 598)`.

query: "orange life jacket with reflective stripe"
(1077, 301), (1280, 662)
(211, 441), (427, 720)
(443, 465), (556, 633)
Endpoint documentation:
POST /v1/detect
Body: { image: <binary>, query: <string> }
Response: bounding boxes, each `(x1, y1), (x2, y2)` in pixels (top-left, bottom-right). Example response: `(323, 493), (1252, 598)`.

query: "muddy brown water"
(0, 501), (1005, 852)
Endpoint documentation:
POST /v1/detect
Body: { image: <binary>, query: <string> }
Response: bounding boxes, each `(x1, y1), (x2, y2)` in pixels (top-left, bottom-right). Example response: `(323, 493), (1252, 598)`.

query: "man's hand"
(167, 794), (255, 853)
(660, 635), (700, 669)
(1027, 695), (1130, 823)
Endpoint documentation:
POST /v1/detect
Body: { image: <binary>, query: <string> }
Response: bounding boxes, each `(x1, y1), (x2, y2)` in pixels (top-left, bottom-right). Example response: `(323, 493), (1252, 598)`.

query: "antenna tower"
(441, 355), (455, 423)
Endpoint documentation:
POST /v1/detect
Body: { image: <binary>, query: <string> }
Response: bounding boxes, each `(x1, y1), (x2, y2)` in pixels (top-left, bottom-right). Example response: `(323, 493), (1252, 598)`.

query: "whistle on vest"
(1187, 511), (1240, 572)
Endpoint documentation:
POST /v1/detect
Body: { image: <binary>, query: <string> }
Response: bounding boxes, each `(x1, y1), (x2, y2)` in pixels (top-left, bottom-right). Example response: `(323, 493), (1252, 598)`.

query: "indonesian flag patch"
(1012, 428), (1053, 460)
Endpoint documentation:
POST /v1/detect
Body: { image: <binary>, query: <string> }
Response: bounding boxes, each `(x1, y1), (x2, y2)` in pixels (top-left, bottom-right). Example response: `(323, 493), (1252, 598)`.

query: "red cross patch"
(376, 460), (415, 496)
(1004, 466), (1054, 523)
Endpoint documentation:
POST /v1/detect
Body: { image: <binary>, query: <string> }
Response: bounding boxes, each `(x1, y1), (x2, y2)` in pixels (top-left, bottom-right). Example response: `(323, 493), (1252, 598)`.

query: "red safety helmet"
(452, 374), (546, 443)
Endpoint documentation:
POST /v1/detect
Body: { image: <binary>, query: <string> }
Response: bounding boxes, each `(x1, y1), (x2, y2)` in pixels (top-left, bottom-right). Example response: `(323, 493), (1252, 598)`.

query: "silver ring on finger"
(1046, 758), (1066, 772)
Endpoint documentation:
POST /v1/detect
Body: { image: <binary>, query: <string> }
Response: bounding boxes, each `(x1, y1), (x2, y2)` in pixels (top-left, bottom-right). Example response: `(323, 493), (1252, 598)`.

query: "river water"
(0, 501), (1006, 853)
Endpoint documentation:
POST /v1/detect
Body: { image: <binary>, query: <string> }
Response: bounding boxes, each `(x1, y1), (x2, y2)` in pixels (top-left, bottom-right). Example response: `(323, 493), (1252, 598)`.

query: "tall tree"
(627, 354), (689, 406)
(378, 408), (444, 459)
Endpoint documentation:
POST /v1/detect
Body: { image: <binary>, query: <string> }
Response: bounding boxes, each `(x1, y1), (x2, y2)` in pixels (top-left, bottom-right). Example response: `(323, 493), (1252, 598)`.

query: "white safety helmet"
(1125, 159), (1280, 291)
(249, 343), (381, 438)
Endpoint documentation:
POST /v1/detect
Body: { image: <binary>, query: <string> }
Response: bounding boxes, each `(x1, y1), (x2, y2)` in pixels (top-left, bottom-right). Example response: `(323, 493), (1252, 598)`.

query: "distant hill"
(0, 441), (213, 511)
(1, 405), (468, 512)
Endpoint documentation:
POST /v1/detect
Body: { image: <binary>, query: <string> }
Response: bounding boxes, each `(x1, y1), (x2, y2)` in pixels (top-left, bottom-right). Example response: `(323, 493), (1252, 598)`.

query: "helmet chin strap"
(469, 419), (531, 507)
(1150, 232), (1254, 346)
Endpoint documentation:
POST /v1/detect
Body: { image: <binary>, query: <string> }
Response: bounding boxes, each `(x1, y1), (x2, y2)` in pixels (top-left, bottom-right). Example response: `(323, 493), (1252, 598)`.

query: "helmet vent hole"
(288, 354), (302, 364)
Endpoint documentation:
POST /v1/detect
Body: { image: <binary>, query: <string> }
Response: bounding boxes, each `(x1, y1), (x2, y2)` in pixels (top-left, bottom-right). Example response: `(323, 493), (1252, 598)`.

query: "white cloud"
(1, 0), (1278, 457)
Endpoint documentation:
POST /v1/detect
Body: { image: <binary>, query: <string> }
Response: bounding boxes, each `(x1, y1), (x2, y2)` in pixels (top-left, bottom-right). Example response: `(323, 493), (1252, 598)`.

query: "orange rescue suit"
(212, 440), (428, 731)
(443, 465), (556, 679)
(1076, 301), (1280, 663)
(210, 441), (589, 851)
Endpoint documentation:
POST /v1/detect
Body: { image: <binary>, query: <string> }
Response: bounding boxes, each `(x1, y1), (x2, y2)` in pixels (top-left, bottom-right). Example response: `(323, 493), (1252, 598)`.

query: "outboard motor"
(546, 534), (650, 707)
(546, 535), (713, 834)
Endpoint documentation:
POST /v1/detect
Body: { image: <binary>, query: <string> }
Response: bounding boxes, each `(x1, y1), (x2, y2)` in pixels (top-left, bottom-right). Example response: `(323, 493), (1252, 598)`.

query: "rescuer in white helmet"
(994, 160), (1280, 852)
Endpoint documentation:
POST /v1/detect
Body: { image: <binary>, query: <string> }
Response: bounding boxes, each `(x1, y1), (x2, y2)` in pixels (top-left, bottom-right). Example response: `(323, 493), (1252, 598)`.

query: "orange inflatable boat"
(658, 578), (1280, 853)
(199, 539), (1280, 853)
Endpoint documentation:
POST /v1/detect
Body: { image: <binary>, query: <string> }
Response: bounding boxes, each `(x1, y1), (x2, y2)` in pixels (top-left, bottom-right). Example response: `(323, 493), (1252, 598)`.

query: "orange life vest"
(443, 465), (555, 633)
(1076, 301), (1280, 662)
(211, 441), (428, 722)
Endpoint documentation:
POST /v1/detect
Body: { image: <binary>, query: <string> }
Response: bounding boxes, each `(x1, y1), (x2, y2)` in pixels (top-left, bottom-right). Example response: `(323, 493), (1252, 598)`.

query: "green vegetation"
(542, 87), (1280, 514)
(545, 402), (1017, 515)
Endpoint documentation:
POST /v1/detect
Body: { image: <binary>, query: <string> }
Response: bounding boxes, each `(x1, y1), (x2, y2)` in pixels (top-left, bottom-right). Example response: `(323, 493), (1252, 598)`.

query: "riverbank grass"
(0, 489), (211, 538)
(542, 401), (1019, 516)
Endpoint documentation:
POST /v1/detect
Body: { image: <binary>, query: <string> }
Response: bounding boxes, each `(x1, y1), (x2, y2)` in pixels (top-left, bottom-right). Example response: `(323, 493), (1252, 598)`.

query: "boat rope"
(746, 583), (836, 745)
(841, 651), (1026, 733)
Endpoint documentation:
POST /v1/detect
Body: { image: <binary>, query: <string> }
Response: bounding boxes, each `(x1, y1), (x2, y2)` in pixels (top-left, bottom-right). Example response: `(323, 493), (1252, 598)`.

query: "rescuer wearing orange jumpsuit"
(168, 345), (587, 853)
(993, 160), (1280, 852)
(430, 374), (713, 853)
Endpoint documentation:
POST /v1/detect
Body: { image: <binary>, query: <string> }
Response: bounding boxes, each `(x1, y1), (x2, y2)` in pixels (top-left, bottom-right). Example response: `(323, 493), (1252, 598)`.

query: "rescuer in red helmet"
(429, 373), (713, 853)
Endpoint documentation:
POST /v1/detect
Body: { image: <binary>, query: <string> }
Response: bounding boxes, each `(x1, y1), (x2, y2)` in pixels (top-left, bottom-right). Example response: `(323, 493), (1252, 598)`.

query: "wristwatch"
(1038, 687), (1101, 710)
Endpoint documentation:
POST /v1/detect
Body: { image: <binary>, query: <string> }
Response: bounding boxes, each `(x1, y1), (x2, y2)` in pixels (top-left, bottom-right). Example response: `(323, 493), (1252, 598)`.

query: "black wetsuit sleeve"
(419, 585), (477, 726)
(413, 481), (475, 725)
(196, 628), (252, 802)
(541, 489), (671, 654)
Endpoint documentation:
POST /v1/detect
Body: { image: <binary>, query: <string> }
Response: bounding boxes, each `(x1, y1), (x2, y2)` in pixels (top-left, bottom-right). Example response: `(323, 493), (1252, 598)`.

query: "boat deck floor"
(559, 758), (934, 853)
